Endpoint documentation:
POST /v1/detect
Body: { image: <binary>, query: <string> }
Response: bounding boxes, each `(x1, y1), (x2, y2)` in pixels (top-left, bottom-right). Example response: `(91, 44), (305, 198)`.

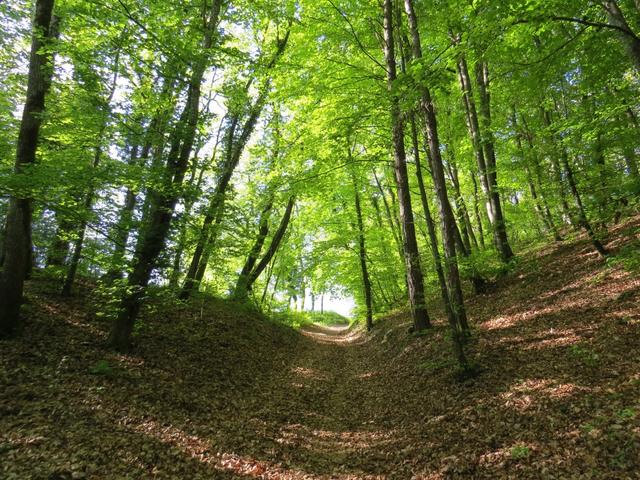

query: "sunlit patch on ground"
(291, 366), (327, 380)
(276, 423), (396, 452)
(500, 379), (589, 411)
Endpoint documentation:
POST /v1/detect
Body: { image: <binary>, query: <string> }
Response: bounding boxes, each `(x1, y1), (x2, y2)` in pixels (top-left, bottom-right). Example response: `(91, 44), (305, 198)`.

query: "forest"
(1, 0), (639, 478)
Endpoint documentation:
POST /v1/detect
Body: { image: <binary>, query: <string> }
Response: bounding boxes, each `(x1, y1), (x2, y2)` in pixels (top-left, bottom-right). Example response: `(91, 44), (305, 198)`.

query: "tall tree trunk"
(409, 116), (455, 328)
(601, 0), (640, 71)
(0, 0), (57, 337)
(560, 149), (609, 256)
(470, 173), (485, 248)
(180, 32), (290, 299)
(382, 0), (430, 331)
(46, 213), (72, 268)
(446, 158), (478, 250)
(622, 109), (640, 178)
(105, 78), (179, 283)
(540, 108), (575, 226)
(405, 0), (470, 347)
(512, 110), (561, 241)
(109, 1), (222, 351)
(352, 175), (373, 331)
(62, 45), (121, 296)
(373, 170), (405, 265)
(474, 61), (514, 262)
(543, 105), (608, 256)
(243, 197), (295, 293)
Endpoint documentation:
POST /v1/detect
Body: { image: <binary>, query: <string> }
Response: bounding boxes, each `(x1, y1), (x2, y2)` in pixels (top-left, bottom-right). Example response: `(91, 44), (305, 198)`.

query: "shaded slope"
(1, 216), (639, 479)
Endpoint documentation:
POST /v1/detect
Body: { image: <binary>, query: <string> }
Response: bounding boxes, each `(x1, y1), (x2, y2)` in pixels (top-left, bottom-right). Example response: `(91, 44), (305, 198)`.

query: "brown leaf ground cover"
(1, 216), (639, 479)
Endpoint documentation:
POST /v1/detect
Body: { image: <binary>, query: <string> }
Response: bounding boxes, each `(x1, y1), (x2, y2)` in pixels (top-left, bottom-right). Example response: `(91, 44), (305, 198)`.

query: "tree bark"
(409, 116), (455, 328)
(232, 199), (273, 300)
(244, 197), (295, 292)
(109, 0), (222, 351)
(470, 173), (485, 248)
(560, 149), (609, 256)
(0, 0), (57, 336)
(382, 0), (430, 331)
(404, 0), (471, 343)
(473, 61), (514, 262)
(601, 1), (640, 71)
(352, 175), (373, 331)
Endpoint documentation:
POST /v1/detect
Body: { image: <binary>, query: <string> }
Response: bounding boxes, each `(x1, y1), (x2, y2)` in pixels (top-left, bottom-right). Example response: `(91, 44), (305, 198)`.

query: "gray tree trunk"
(382, 0), (430, 331)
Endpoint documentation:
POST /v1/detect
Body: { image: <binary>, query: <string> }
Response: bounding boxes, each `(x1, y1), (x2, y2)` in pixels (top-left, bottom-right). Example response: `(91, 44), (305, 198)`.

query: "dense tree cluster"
(1, 0), (638, 368)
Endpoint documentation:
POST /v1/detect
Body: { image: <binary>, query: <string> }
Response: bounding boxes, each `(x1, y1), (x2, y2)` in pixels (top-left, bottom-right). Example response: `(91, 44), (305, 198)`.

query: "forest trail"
(246, 321), (391, 479)
(1, 217), (640, 479)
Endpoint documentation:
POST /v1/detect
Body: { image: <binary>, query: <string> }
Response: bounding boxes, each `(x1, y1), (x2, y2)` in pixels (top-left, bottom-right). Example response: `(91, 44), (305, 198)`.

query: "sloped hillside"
(1, 216), (639, 479)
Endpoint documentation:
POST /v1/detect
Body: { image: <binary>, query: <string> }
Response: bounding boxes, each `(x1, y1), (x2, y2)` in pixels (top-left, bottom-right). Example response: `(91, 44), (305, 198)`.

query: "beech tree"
(0, 0), (57, 336)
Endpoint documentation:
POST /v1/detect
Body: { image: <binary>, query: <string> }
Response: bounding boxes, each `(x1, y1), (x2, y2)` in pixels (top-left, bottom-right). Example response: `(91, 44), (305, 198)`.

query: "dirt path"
(249, 323), (387, 479)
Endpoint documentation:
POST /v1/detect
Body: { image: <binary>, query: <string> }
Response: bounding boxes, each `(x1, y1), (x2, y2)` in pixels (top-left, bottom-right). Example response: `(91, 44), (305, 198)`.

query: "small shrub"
(606, 241), (640, 273)
(89, 360), (113, 376)
(569, 345), (600, 367)
(510, 445), (530, 460)
(617, 408), (636, 420)
(580, 423), (596, 433)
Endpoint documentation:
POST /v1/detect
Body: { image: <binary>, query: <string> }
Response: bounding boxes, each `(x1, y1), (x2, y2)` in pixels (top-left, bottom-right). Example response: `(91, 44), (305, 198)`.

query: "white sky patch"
(324, 295), (355, 318)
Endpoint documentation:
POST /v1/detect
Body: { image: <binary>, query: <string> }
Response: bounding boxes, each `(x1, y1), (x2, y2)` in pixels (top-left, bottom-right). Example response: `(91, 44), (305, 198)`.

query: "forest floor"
(1, 216), (640, 479)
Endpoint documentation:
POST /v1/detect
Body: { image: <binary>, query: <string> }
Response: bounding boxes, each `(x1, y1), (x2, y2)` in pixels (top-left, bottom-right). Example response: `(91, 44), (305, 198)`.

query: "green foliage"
(510, 445), (531, 460)
(569, 345), (600, 368)
(88, 360), (113, 376)
(606, 237), (640, 274)
(272, 310), (351, 329)
(617, 408), (636, 420)
(459, 248), (518, 281)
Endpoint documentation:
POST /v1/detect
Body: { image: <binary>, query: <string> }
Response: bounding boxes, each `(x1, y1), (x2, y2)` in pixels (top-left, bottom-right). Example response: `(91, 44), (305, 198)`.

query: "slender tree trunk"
(560, 149), (609, 256)
(512, 110), (561, 240)
(61, 146), (102, 297)
(470, 173), (485, 248)
(446, 159), (478, 250)
(592, 132), (611, 223)
(232, 200), (273, 300)
(180, 33), (290, 299)
(0, 0), (57, 336)
(62, 46), (121, 296)
(262, 264), (281, 310)
(540, 108), (575, 226)
(373, 170), (405, 265)
(238, 196), (295, 299)
(46, 214), (72, 267)
(474, 61), (514, 262)
(405, 0), (470, 366)
(409, 116), (455, 327)
(109, 1), (222, 351)
(352, 176), (373, 331)
(106, 78), (178, 282)
(382, 0), (430, 331)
